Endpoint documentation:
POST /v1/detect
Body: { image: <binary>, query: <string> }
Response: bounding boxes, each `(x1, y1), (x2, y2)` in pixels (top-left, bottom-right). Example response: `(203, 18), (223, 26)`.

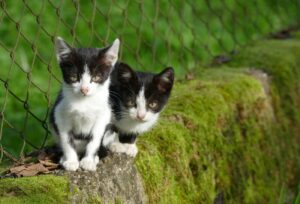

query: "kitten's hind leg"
(101, 126), (117, 147)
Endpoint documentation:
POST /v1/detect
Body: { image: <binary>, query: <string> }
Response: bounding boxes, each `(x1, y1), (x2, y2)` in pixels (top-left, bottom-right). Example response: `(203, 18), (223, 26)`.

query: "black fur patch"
(49, 90), (63, 135)
(119, 133), (138, 144)
(59, 46), (113, 85)
(109, 62), (174, 121)
(70, 131), (92, 140)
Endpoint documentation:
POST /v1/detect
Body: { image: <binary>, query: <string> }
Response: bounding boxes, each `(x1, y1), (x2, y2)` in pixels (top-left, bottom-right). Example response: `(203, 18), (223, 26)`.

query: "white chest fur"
(57, 85), (111, 136)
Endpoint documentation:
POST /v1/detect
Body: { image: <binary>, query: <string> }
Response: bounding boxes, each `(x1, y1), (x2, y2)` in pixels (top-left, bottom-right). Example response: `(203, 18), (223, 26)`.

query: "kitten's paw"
(94, 155), (99, 165)
(80, 157), (97, 171)
(61, 160), (79, 171)
(109, 142), (138, 157)
(125, 144), (138, 157)
(109, 142), (128, 153)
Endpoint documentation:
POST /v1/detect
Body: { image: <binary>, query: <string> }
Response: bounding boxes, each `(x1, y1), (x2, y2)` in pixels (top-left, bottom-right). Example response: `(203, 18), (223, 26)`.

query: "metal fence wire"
(0, 0), (300, 162)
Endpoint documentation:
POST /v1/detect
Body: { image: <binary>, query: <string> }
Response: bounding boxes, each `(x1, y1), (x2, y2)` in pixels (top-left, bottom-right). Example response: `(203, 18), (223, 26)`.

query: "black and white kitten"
(50, 37), (120, 171)
(102, 63), (174, 157)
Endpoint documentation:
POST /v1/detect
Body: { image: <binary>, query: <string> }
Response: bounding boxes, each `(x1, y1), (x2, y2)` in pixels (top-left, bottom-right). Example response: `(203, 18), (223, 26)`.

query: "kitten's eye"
(148, 102), (158, 109)
(126, 99), (135, 107)
(92, 76), (101, 82)
(63, 62), (74, 68)
(70, 75), (77, 82)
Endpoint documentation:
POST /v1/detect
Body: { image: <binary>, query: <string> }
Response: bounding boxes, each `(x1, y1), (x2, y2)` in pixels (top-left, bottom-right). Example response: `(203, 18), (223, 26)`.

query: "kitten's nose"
(137, 112), (146, 121)
(80, 87), (89, 95)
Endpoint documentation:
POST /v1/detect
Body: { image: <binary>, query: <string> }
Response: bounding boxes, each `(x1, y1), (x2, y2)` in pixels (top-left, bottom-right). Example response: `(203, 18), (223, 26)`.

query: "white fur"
(135, 87), (147, 119)
(53, 37), (120, 171)
(54, 77), (112, 171)
(108, 135), (138, 157)
(115, 86), (159, 134)
(105, 86), (159, 157)
(102, 129), (117, 147)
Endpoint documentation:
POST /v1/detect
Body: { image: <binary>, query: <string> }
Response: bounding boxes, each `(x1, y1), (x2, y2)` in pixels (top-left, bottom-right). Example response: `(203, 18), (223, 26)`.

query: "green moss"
(228, 38), (300, 184)
(0, 175), (71, 204)
(87, 196), (102, 204)
(1, 36), (300, 203)
(136, 37), (300, 203)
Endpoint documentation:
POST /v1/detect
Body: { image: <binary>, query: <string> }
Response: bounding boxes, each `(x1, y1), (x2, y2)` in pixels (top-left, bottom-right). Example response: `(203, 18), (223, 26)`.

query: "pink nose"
(137, 112), (146, 120)
(80, 87), (89, 95)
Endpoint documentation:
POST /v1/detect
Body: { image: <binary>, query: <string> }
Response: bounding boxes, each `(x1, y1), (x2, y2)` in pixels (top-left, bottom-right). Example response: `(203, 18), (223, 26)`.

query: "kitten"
(102, 63), (174, 157)
(50, 37), (120, 171)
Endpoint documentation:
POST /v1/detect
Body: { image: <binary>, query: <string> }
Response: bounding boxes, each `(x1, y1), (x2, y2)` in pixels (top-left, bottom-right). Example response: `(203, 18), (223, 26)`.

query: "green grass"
(0, 0), (299, 158)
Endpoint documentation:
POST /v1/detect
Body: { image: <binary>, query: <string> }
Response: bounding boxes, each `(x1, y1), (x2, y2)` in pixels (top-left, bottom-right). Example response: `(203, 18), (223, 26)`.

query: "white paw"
(109, 142), (138, 157)
(94, 155), (99, 165)
(61, 159), (79, 171)
(80, 157), (97, 171)
(109, 142), (128, 153)
(125, 144), (138, 157)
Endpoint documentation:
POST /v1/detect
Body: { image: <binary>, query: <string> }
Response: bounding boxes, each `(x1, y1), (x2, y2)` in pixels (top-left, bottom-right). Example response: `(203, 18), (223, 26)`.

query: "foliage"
(0, 1), (299, 156)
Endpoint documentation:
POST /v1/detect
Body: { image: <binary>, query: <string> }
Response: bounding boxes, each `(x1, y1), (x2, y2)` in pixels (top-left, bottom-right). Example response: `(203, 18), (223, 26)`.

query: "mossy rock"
(136, 37), (300, 203)
(0, 154), (146, 204)
(1, 37), (300, 203)
(0, 175), (69, 204)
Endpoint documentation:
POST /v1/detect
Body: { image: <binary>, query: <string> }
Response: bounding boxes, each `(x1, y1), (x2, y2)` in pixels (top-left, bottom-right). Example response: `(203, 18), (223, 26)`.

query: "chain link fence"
(0, 0), (300, 163)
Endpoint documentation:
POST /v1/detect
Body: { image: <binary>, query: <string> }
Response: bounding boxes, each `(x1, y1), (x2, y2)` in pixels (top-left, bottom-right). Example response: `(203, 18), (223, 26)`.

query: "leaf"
(26, 163), (49, 173)
(10, 165), (26, 174)
(9, 163), (49, 177)
(18, 169), (40, 177)
(39, 160), (59, 170)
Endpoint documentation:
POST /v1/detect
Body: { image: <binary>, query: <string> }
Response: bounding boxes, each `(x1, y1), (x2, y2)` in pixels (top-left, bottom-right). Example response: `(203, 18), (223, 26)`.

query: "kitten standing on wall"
(102, 63), (174, 157)
(50, 37), (120, 171)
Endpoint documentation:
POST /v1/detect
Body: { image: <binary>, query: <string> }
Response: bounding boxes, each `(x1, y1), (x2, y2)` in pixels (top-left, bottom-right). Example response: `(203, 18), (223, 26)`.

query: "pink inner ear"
(122, 72), (131, 79)
(157, 80), (169, 92)
(105, 54), (116, 64)
(98, 55), (112, 67)
(158, 84), (166, 92)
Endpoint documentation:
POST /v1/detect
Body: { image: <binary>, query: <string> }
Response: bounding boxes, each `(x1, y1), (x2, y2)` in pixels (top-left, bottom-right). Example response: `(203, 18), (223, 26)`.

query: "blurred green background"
(0, 0), (299, 159)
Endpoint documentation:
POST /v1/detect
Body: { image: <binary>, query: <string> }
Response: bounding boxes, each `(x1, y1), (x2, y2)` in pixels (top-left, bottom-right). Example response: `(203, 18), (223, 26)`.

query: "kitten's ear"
(55, 37), (72, 62)
(117, 63), (137, 83)
(154, 67), (174, 92)
(104, 38), (120, 66)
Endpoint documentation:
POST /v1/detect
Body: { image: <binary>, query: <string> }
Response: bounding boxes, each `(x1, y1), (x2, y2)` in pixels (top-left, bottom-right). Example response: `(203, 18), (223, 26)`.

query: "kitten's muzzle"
(80, 87), (89, 95)
(137, 112), (146, 121)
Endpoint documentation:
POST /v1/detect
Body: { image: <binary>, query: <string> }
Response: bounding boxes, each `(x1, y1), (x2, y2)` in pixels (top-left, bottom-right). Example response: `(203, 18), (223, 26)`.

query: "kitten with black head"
(102, 63), (174, 157)
(50, 37), (120, 171)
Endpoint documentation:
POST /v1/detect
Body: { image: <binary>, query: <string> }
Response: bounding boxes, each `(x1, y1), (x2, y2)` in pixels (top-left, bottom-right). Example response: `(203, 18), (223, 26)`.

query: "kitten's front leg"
(125, 143), (138, 157)
(59, 131), (79, 171)
(80, 119), (106, 171)
(109, 133), (138, 157)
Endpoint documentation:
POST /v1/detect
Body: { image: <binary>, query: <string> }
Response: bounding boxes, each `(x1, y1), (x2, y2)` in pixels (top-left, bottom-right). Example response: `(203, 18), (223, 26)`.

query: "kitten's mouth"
(79, 92), (90, 97)
(135, 118), (147, 123)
